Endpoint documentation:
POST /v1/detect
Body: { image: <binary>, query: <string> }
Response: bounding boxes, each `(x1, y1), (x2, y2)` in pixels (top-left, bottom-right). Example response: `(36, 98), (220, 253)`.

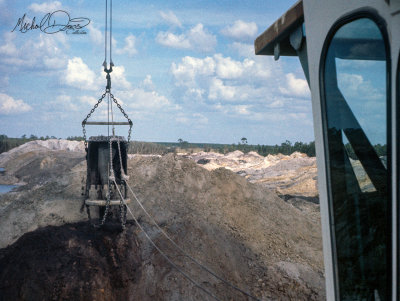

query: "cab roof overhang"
(254, 0), (304, 56)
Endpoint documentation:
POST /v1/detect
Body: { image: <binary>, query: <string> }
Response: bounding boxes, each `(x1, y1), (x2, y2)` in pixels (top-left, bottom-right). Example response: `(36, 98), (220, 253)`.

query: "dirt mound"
(0, 220), (323, 301)
(0, 139), (85, 186)
(127, 154), (322, 271)
(186, 151), (318, 198)
(0, 139), (84, 161)
(0, 222), (141, 301)
(0, 143), (324, 300)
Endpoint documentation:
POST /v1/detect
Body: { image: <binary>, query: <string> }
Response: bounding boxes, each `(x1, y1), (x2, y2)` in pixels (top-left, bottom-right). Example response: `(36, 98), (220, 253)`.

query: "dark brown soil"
(0, 143), (325, 301)
(0, 221), (141, 301)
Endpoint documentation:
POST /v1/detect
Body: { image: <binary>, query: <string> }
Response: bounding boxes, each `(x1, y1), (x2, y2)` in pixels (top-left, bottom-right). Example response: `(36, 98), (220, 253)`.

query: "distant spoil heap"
(185, 150), (318, 199)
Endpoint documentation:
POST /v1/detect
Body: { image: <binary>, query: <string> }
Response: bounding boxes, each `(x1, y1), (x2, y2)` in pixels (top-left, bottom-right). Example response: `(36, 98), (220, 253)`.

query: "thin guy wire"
(112, 180), (222, 301)
(123, 180), (261, 301)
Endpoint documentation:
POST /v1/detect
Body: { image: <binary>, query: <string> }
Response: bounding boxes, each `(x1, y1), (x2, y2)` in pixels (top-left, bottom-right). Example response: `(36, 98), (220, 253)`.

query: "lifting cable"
(104, 0), (107, 65)
(123, 180), (261, 301)
(104, 0), (113, 67)
(100, 1), (259, 299)
(112, 179), (222, 301)
(110, 144), (260, 301)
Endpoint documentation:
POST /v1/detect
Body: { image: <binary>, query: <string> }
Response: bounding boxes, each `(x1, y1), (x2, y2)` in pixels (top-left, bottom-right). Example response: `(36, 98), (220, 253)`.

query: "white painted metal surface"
(303, 0), (399, 299)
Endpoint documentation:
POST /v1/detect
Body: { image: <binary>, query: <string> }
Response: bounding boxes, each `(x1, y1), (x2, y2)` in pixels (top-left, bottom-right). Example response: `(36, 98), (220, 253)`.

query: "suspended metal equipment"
(81, 0), (132, 228)
(79, 1), (261, 300)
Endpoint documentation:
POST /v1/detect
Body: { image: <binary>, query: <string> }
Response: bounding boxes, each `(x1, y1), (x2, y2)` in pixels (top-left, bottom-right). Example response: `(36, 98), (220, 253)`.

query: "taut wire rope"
(122, 178), (261, 301)
(112, 180), (222, 301)
(104, 0), (108, 65)
(98, 1), (259, 300)
(110, 0), (113, 64)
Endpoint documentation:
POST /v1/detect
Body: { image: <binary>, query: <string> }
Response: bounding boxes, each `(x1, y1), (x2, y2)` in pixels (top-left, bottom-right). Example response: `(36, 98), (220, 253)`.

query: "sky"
(0, 0), (314, 145)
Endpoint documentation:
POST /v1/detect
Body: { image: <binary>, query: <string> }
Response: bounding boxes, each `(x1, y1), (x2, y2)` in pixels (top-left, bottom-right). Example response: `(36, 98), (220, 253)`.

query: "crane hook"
(103, 61), (114, 91)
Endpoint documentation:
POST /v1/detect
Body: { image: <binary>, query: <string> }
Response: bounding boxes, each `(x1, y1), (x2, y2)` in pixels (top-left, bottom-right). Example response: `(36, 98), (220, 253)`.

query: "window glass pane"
(336, 59), (386, 145)
(323, 17), (390, 300)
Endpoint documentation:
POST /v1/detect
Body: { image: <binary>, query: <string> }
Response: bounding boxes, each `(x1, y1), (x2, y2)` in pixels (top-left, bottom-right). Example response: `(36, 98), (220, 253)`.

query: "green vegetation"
(66, 136), (85, 141)
(344, 143), (387, 160)
(0, 134), (61, 154)
(128, 141), (172, 155)
(158, 139), (317, 156)
(0, 135), (27, 154)
(0, 134), (388, 159)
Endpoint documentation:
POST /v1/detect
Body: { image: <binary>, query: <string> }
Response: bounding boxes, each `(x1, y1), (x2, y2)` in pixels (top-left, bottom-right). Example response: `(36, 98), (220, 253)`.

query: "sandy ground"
(0, 141), (324, 300)
(183, 151), (318, 199)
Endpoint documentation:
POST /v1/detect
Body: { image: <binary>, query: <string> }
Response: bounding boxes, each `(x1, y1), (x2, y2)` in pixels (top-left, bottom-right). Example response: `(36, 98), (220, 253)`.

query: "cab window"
(321, 17), (390, 300)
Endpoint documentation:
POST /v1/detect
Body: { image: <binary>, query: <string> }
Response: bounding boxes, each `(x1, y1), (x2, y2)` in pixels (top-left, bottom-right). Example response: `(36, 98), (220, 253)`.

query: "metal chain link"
(82, 92), (107, 149)
(110, 93), (133, 142)
(99, 183), (111, 226)
(81, 88), (132, 229)
(100, 133), (114, 227)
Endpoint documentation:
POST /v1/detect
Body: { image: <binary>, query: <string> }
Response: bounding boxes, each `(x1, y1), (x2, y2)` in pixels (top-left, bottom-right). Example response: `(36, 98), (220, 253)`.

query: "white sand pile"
(185, 151), (318, 197)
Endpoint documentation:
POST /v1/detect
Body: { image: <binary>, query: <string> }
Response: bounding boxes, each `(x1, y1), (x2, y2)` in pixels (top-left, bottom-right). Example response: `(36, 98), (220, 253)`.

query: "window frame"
(397, 50), (400, 301)
(319, 9), (392, 300)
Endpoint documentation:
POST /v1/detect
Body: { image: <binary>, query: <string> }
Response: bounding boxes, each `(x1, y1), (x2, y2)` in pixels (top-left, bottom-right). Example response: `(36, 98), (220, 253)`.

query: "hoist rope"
(84, 1), (257, 298)
(112, 180), (222, 301)
(107, 93), (110, 138)
(104, 0), (113, 66)
(104, 0), (108, 64)
(122, 178), (261, 301)
(110, 0), (113, 64)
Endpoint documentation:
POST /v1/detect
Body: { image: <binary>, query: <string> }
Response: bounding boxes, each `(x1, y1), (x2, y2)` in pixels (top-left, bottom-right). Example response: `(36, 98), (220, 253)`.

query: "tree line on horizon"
(0, 134), (387, 159)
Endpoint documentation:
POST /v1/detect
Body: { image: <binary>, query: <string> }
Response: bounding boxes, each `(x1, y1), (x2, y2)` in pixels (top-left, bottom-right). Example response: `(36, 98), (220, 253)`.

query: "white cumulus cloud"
(338, 73), (383, 101)
(79, 95), (98, 106)
(0, 32), (68, 72)
(140, 75), (155, 91)
(156, 23), (216, 52)
(156, 32), (190, 49)
(115, 34), (137, 57)
(28, 1), (62, 13)
(50, 95), (79, 111)
(231, 42), (254, 57)
(221, 20), (258, 41)
(279, 73), (309, 97)
(209, 77), (237, 101)
(170, 53), (312, 124)
(0, 93), (32, 115)
(159, 10), (182, 28)
(111, 65), (131, 90)
(188, 24), (216, 52)
(171, 54), (272, 94)
(65, 57), (97, 90)
(120, 88), (170, 110)
(171, 56), (215, 87)
(87, 24), (103, 45)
